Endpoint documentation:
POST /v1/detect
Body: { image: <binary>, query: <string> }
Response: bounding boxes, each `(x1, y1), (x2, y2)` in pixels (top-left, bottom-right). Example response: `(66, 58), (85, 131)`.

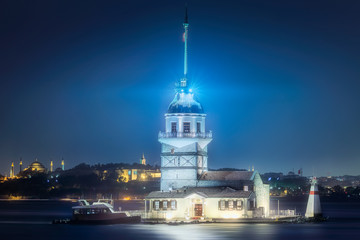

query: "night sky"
(1, 0), (359, 176)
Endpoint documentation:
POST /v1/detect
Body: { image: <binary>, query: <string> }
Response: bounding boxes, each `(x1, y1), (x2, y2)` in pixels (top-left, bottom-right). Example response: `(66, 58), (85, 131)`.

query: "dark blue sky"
(1, 0), (359, 176)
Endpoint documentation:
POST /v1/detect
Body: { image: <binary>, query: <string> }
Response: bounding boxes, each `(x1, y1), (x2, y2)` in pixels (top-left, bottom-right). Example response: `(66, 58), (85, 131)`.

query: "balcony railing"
(158, 131), (212, 139)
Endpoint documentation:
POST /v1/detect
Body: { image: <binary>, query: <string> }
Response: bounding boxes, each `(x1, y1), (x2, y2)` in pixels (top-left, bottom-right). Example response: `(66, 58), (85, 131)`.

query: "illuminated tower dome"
(167, 85), (204, 114)
(158, 8), (212, 191)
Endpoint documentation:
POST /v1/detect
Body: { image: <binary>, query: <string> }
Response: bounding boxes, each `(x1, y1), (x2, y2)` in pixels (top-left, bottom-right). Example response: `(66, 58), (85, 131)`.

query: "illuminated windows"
(219, 200), (225, 210)
(153, 200), (177, 211)
(183, 122), (190, 133)
(171, 122), (177, 133)
(228, 200), (233, 210)
(154, 201), (159, 210)
(219, 199), (244, 211)
(171, 200), (177, 210)
(236, 200), (243, 210)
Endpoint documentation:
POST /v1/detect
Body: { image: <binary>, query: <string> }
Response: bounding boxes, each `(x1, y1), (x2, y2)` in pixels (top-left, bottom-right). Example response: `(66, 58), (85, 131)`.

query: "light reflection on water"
(0, 200), (359, 240)
(0, 219), (359, 240)
(125, 221), (356, 240)
(127, 223), (295, 240)
(130, 224), (225, 240)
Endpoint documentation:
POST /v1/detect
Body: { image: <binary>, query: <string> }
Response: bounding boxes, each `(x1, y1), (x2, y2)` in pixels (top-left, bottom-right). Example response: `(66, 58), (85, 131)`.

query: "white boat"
(71, 199), (141, 224)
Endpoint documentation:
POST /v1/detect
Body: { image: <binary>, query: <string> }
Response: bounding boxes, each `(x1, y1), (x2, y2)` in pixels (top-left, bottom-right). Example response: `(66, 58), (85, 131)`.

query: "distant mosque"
(27, 159), (47, 173)
(9, 158), (65, 178)
(145, 9), (270, 221)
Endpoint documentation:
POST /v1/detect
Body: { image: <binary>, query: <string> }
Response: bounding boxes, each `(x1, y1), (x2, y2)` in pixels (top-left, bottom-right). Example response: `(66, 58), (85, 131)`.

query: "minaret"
(158, 8), (212, 191)
(19, 159), (23, 172)
(305, 177), (322, 218)
(10, 162), (14, 178)
(50, 160), (53, 172)
(61, 158), (64, 171)
(141, 154), (146, 165)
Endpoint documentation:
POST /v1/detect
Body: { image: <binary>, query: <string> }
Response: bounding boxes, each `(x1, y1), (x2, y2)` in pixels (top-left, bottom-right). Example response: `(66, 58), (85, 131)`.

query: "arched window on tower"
(183, 122), (190, 133)
(171, 122), (177, 133)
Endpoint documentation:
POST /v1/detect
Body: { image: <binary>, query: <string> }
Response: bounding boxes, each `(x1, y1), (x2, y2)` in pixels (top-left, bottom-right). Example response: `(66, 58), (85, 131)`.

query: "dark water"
(0, 199), (359, 240)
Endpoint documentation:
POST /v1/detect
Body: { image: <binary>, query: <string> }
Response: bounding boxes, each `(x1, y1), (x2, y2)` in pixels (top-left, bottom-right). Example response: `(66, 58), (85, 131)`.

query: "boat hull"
(71, 215), (141, 225)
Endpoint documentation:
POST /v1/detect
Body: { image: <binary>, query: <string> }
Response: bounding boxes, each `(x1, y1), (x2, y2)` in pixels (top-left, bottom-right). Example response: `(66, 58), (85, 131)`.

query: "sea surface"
(0, 198), (359, 240)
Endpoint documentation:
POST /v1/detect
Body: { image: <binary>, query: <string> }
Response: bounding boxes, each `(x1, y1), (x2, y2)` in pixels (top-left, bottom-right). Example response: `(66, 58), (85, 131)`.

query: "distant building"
(6, 158), (66, 178)
(282, 171), (302, 179)
(0, 174), (5, 183)
(116, 168), (161, 182)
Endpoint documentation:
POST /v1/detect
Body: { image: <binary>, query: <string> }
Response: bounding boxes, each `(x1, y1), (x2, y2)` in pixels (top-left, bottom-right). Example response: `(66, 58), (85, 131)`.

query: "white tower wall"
(305, 178), (322, 218)
(159, 135), (211, 191)
(161, 168), (198, 191)
(253, 172), (270, 217)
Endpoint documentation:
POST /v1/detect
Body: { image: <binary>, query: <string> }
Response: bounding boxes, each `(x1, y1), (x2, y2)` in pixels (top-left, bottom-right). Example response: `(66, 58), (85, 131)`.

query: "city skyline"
(1, 0), (360, 176)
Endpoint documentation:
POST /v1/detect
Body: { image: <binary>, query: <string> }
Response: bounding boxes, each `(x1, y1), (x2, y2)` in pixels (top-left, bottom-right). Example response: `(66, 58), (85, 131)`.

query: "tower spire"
(183, 6), (189, 82)
(141, 153), (146, 165)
